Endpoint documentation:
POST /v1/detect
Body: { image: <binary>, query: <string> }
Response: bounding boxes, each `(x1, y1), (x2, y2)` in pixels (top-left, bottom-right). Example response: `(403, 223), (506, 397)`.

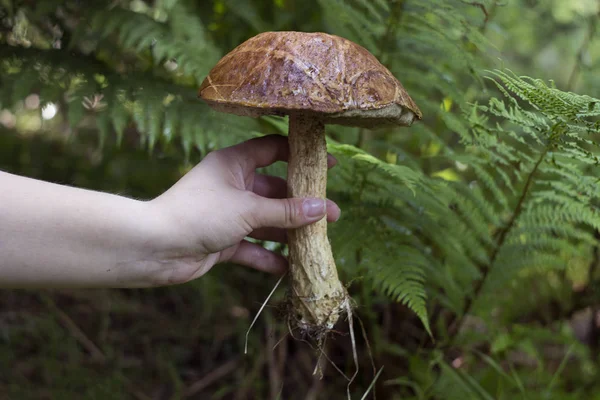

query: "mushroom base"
(286, 113), (349, 337)
(288, 291), (351, 340)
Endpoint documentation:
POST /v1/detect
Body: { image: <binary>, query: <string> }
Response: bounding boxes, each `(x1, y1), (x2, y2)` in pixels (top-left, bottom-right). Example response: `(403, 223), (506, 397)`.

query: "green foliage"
(461, 72), (600, 303)
(0, 1), (258, 158)
(2, 0), (600, 398)
(327, 143), (430, 331)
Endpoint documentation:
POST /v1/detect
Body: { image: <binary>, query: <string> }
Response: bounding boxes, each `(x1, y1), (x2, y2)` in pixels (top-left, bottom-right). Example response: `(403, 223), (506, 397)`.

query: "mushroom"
(198, 31), (421, 336)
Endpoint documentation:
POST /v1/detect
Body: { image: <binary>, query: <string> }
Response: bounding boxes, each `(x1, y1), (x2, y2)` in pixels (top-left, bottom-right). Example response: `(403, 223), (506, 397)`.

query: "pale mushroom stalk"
(287, 113), (346, 332)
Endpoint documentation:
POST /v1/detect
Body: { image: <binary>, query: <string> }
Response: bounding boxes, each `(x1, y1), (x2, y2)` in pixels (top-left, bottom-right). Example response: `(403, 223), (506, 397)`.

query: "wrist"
(127, 198), (210, 287)
(119, 199), (175, 286)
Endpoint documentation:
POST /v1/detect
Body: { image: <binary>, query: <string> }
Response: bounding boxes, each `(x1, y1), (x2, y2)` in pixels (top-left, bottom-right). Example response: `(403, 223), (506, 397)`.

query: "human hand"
(145, 135), (340, 285)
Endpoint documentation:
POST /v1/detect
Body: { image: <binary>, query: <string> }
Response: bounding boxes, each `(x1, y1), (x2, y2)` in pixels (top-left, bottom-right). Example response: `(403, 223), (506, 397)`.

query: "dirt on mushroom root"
(286, 287), (355, 343)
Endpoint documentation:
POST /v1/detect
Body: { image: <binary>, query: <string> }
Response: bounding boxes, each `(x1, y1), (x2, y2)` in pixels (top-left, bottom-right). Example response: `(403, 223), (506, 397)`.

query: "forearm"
(0, 170), (168, 288)
(0, 136), (340, 288)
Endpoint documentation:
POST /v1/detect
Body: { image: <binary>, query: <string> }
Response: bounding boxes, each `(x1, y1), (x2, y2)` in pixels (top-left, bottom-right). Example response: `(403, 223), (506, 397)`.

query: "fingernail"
(326, 199), (341, 222)
(303, 198), (326, 219)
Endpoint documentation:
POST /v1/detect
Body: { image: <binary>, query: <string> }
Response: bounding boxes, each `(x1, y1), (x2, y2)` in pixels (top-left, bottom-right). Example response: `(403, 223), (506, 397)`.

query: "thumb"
(251, 197), (326, 229)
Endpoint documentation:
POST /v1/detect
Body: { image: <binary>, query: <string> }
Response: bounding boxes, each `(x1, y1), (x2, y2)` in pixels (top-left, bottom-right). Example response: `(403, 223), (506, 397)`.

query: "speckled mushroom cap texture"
(198, 31), (422, 128)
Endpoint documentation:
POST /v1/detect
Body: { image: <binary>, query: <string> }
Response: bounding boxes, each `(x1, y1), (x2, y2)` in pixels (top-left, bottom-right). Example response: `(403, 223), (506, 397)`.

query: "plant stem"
(357, 0), (405, 149)
(448, 147), (549, 339)
(378, 0), (405, 65)
(567, 10), (598, 91)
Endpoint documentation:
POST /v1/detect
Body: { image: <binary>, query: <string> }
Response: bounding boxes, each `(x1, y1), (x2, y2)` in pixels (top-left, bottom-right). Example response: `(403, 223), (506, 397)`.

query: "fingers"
(219, 240), (287, 275)
(248, 195), (342, 230)
(327, 153), (337, 169)
(253, 175), (287, 199)
(325, 199), (341, 222)
(225, 135), (289, 171)
(249, 200), (340, 242)
(220, 134), (338, 171)
(252, 169), (337, 199)
(265, 197), (325, 228)
(250, 227), (287, 243)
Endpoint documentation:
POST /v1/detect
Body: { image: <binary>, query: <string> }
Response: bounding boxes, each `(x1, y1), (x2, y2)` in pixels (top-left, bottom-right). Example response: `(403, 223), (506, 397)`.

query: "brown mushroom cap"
(198, 31), (422, 128)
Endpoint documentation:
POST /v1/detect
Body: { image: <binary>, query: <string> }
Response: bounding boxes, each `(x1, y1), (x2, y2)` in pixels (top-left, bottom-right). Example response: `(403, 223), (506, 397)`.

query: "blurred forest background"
(1, 0), (600, 399)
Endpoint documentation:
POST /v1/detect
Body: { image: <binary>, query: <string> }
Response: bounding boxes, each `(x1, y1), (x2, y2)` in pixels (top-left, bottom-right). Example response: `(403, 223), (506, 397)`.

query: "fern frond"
(0, 45), (258, 156)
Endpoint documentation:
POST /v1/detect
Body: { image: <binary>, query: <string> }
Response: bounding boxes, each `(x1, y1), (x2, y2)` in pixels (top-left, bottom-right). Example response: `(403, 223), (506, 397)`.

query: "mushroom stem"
(287, 113), (347, 333)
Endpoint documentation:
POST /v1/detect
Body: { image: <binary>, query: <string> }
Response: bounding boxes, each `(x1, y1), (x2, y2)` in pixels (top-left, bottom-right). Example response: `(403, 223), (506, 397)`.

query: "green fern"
(446, 71), (600, 320)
